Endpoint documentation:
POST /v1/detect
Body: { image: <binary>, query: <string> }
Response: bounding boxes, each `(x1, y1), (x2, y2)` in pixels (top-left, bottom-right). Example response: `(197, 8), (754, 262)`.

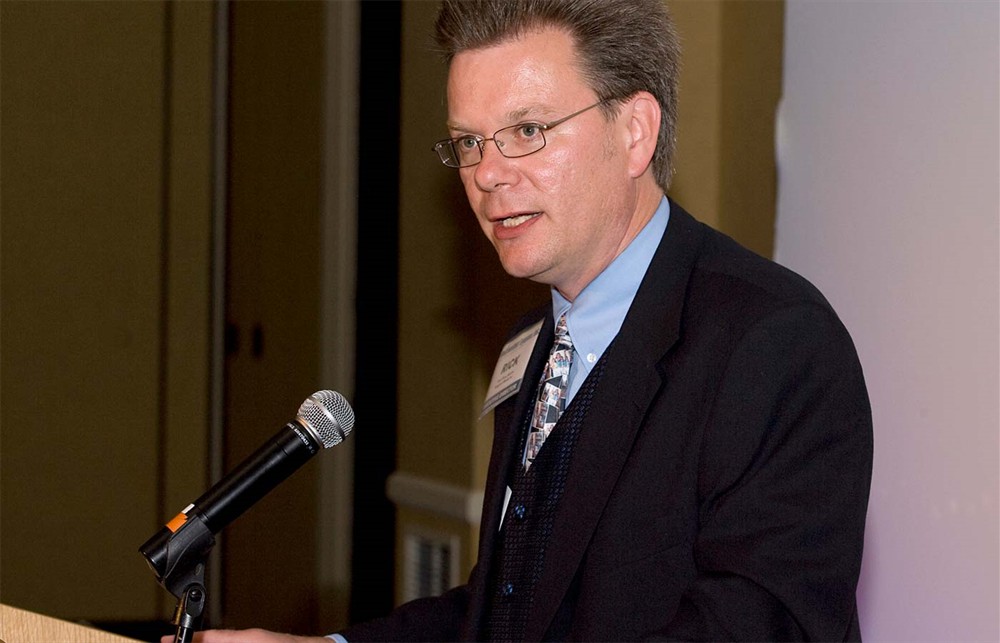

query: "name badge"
(480, 319), (543, 418)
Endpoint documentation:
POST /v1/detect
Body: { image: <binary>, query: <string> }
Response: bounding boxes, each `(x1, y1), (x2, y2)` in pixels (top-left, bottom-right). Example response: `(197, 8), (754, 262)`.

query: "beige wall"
(221, 0), (327, 633)
(1, 0), (213, 622)
(2, 0), (351, 632)
(669, 0), (784, 258)
(391, 0), (784, 604)
(1, 0), (348, 631)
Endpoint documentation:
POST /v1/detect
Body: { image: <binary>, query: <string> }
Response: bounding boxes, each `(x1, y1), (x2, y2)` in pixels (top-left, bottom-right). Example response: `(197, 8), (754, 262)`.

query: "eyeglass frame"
(431, 98), (612, 169)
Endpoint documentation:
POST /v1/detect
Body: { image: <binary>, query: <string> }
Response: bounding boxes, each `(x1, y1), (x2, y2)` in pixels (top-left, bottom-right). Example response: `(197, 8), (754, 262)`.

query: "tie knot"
(554, 314), (573, 348)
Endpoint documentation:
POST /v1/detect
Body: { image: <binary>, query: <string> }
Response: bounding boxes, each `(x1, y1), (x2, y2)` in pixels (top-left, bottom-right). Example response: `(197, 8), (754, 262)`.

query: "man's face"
(446, 27), (648, 300)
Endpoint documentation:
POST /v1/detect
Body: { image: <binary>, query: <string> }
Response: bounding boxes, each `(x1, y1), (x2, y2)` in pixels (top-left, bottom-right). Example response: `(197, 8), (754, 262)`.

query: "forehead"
(446, 27), (593, 130)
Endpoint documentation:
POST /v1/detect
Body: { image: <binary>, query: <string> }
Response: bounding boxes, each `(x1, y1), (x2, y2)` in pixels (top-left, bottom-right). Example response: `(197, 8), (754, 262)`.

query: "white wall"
(775, 2), (998, 641)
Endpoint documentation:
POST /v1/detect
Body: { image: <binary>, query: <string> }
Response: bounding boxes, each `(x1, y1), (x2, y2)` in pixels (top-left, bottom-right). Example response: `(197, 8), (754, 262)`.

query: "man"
(187, 0), (872, 640)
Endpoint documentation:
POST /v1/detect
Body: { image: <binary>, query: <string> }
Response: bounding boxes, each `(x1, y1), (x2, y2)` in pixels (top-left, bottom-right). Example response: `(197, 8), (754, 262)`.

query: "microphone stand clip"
(139, 513), (215, 643)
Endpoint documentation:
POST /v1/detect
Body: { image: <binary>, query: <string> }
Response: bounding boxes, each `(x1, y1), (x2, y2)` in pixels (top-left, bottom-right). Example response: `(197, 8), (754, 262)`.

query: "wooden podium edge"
(0, 603), (142, 643)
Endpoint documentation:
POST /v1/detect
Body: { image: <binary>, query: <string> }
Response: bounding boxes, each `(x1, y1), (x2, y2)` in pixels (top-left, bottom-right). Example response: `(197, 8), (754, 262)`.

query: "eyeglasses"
(432, 99), (609, 168)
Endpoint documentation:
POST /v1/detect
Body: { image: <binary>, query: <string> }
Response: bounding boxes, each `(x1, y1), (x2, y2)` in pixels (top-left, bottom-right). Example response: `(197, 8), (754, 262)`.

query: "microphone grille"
(297, 390), (355, 448)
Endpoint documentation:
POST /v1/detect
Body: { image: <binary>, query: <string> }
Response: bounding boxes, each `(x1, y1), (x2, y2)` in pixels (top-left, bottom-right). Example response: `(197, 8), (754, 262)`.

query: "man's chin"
(497, 261), (560, 292)
(496, 256), (543, 280)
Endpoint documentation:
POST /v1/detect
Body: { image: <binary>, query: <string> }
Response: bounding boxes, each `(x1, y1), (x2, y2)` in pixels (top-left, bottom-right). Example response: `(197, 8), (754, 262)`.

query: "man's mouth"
(499, 212), (541, 228)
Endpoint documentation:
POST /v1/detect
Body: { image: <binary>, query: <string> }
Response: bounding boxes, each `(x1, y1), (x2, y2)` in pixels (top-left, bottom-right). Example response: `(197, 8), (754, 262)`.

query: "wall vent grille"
(402, 529), (459, 602)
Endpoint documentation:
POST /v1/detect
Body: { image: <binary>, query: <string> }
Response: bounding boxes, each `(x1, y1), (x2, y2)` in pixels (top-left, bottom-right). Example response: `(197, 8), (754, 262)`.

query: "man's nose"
(473, 139), (517, 191)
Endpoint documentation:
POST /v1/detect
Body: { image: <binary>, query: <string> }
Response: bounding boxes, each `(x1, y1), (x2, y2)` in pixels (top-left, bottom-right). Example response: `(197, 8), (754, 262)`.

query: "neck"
(555, 186), (665, 302)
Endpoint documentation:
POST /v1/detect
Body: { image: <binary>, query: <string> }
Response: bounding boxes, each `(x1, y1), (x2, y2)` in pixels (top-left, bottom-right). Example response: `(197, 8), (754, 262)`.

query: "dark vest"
(484, 349), (611, 642)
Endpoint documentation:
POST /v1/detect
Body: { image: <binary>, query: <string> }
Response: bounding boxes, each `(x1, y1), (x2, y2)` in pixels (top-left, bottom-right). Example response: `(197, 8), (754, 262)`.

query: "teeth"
(501, 213), (539, 228)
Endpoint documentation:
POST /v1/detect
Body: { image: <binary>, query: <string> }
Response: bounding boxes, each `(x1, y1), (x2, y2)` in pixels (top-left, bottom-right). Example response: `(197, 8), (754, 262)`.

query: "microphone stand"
(139, 515), (215, 643)
(173, 581), (207, 643)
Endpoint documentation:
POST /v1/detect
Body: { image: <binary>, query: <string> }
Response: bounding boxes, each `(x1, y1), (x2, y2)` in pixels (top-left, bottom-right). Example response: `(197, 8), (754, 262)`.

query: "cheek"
(552, 133), (618, 186)
(529, 148), (578, 195)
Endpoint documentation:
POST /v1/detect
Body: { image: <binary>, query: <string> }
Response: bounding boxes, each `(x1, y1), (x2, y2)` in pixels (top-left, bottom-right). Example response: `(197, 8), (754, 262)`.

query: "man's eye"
(517, 124), (541, 139)
(457, 137), (479, 150)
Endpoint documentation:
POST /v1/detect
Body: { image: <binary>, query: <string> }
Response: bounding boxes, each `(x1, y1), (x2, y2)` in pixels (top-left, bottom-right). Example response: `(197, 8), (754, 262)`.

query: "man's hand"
(160, 629), (330, 643)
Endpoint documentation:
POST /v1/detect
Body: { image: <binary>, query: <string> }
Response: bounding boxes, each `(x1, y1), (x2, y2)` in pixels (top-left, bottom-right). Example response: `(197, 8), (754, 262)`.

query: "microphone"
(140, 390), (355, 586)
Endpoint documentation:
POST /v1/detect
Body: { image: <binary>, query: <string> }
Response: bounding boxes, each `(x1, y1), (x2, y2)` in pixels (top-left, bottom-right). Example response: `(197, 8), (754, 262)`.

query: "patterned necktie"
(525, 314), (574, 469)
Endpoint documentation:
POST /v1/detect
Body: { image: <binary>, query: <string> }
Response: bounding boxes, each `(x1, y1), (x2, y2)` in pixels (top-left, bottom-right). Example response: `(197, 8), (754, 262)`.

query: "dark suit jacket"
(344, 202), (873, 641)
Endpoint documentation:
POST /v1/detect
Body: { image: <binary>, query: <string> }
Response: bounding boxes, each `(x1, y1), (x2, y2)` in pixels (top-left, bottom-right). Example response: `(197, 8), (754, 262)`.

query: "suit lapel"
(523, 203), (708, 639)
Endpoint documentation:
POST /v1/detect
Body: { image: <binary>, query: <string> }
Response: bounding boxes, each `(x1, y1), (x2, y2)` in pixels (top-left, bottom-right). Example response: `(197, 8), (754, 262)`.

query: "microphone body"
(140, 390), (354, 591)
(187, 420), (319, 534)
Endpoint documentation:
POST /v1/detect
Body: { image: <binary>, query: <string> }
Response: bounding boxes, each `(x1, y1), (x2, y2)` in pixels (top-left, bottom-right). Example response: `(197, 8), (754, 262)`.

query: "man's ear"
(623, 91), (661, 178)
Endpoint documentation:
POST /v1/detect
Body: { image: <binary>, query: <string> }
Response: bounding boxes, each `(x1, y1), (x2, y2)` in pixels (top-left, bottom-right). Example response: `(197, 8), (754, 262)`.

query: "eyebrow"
(447, 104), (555, 134)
